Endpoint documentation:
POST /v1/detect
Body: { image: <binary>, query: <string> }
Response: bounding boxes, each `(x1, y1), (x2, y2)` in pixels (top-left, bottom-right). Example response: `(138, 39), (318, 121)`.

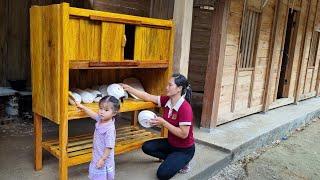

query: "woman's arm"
(150, 117), (190, 139)
(75, 101), (98, 120)
(120, 83), (158, 104)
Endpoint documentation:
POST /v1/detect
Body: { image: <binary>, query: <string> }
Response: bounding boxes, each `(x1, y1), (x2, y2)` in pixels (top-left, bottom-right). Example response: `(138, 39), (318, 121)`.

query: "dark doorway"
(277, 9), (298, 99)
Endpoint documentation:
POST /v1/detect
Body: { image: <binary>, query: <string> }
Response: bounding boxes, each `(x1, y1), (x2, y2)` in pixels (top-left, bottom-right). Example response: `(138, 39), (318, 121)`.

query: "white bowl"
(138, 110), (157, 128)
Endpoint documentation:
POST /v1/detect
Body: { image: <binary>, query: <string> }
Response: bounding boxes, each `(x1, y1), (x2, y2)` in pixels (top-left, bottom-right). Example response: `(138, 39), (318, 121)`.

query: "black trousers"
(142, 138), (195, 180)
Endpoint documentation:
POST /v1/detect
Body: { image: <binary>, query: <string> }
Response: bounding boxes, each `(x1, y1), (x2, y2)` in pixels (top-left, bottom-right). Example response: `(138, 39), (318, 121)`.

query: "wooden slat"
(90, 15), (142, 25)
(89, 61), (140, 67)
(69, 6), (173, 28)
(43, 126), (161, 167)
(69, 61), (169, 69)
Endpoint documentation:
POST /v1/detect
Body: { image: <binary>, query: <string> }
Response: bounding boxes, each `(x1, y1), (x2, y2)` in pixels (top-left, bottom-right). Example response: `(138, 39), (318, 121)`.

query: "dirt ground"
(210, 117), (320, 180)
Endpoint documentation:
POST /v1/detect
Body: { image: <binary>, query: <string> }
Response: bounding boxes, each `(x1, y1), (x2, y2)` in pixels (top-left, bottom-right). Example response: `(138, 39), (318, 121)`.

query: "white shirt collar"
(165, 96), (185, 111)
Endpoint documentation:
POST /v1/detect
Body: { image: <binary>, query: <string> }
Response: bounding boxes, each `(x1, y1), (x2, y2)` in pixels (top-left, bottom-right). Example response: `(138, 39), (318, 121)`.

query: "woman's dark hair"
(172, 73), (192, 103)
(99, 95), (121, 112)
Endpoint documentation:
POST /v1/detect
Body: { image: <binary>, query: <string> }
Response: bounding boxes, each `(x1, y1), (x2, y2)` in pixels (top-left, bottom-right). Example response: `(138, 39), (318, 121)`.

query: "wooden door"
(134, 26), (171, 62)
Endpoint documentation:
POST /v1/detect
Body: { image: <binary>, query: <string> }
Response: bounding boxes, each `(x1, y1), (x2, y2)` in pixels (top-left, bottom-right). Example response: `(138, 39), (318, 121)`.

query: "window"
(308, 32), (319, 67)
(239, 9), (261, 69)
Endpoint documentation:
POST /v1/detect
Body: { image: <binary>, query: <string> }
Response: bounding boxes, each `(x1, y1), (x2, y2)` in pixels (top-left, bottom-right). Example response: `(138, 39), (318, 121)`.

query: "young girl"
(75, 95), (120, 180)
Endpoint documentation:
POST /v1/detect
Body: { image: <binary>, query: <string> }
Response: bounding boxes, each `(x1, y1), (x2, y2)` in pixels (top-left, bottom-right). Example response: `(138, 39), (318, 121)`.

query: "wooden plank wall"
(87, 0), (151, 17)
(188, 7), (214, 92)
(0, 0), (31, 87)
(217, 0), (276, 124)
(149, 0), (174, 20)
(217, 0), (280, 124)
(0, 0), (8, 86)
(298, 0), (320, 100)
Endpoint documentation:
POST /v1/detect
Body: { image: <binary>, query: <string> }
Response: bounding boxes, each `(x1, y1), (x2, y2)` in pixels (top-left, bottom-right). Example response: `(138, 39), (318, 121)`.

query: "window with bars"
(308, 32), (319, 67)
(239, 9), (261, 69)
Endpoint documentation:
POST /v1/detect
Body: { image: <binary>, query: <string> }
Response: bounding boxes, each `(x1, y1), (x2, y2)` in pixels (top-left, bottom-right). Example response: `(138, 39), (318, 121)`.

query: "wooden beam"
(200, 0), (230, 129)
(131, 111), (138, 127)
(262, 0), (280, 112)
(294, 0), (312, 104)
(59, 3), (69, 180)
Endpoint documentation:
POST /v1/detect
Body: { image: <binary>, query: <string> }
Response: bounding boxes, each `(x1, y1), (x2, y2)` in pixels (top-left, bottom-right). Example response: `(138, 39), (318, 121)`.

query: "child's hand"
(75, 101), (84, 110)
(96, 158), (105, 169)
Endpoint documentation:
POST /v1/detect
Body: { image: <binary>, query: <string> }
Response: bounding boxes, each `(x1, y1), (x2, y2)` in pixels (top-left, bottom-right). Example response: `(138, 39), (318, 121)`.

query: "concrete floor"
(2, 96), (320, 180)
(0, 116), (229, 180)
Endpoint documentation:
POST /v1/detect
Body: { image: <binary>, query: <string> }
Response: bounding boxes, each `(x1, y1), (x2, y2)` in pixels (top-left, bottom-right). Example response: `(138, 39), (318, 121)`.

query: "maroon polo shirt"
(158, 96), (194, 148)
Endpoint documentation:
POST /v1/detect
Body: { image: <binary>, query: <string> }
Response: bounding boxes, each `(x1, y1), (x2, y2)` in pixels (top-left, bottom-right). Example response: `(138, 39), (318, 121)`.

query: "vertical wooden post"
(200, 0), (230, 129)
(161, 127), (168, 137)
(172, 0), (193, 76)
(294, 0), (311, 104)
(263, 0), (280, 112)
(59, 121), (68, 180)
(34, 113), (42, 170)
(59, 3), (69, 180)
(131, 111), (138, 127)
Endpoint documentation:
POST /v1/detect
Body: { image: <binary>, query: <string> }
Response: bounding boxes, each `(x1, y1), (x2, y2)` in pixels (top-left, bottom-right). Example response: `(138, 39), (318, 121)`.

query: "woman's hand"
(96, 158), (105, 169)
(119, 83), (131, 92)
(150, 117), (166, 127)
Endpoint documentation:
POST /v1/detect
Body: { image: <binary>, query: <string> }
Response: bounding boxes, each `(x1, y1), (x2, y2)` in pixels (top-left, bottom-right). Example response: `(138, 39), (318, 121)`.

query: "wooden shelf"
(42, 126), (160, 167)
(69, 61), (169, 69)
(68, 98), (157, 120)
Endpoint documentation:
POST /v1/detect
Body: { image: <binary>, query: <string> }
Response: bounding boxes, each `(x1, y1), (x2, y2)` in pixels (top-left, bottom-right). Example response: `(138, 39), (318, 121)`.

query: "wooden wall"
(297, 0), (320, 100)
(0, 0), (31, 86)
(217, 0), (273, 123)
(0, 0), (173, 87)
(86, 0), (151, 17)
(216, 0), (320, 125)
(188, 3), (214, 92)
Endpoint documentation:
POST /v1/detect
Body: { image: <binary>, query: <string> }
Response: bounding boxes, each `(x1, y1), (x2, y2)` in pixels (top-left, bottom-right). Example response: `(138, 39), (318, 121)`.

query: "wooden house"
(190, 0), (320, 128)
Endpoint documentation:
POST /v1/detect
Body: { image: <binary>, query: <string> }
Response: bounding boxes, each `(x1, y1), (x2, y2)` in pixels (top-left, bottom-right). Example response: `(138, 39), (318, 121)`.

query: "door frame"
(275, 7), (301, 100)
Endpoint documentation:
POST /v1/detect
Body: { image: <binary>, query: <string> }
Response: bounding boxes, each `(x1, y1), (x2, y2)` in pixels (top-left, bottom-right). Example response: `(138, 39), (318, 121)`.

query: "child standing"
(75, 95), (120, 180)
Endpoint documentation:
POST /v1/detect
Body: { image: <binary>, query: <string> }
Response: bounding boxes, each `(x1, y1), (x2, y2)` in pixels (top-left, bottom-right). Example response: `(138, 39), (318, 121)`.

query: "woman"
(121, 73), (195, 180)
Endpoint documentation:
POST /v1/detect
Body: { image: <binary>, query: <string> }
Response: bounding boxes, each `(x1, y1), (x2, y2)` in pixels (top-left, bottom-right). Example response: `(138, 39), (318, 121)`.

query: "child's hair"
(99, 95), (121, 112)
(172, 73), (192, 103)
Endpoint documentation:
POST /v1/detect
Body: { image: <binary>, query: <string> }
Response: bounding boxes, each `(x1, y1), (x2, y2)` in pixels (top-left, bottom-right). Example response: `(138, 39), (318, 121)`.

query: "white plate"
(123, 78), (145, 99)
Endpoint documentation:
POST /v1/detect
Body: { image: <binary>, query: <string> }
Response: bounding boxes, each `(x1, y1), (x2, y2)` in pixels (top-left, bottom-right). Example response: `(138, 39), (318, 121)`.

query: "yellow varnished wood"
(30, 4), (62, 123)
(34, 113), (43, 171)
(31, 3), (174, 179)
(101, 22), (125, 61)
(134, 27), (171, 62)
(41, 126), (160, 167)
